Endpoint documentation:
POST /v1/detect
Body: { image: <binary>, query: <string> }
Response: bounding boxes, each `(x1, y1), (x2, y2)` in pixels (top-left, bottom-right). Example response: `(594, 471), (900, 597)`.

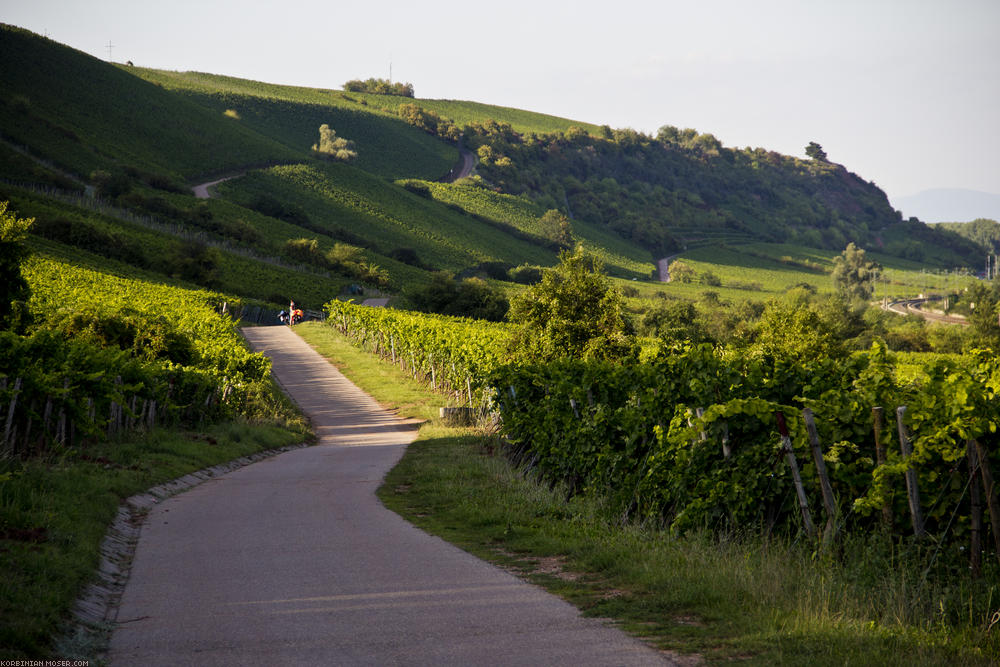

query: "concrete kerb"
(55, 440), (312, 660)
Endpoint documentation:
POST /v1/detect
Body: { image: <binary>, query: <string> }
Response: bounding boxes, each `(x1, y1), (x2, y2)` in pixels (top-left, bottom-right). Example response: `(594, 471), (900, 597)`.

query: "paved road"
(883, 297), (969, 326)
(108, 326), (670, 665)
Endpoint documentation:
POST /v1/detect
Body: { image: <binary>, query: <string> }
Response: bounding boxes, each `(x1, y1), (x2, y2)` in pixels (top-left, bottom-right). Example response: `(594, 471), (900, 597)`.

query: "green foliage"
(404, 271), (509, 322)
(639, 299), (708, 342)
(397, 103), (460, 141)
(537, 209), (573, 248)
(0, 201), (34, 329)
(932, 218), (1000, 253)
(311, 124), (357, 162)
(222, 163), (558, 281)
(832, 242), (881, 300)
(490, 336), (1000, 560)
(324, 299), (512, 398)
(805, 141), (828, 161)
(508, 245), (635, 361)
(164, 239), (222, 286)
(667, 259), (696, 283)
(344, 78), (414, 97)
(965, 280), (1000, 349)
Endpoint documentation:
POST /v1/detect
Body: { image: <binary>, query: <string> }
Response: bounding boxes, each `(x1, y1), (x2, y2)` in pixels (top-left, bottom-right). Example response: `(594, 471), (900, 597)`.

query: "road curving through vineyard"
(108, 325), (670, 665)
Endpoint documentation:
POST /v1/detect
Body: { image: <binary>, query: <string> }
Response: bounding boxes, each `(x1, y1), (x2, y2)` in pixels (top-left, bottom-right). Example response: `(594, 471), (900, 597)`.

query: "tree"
(832, 242), (881, 301)
(312, 124), (357, 161)
(0, 201), (34, 329)
(639, 300), (710, 343)
(508, 245), (635, 360)
(538, 209), (573, 248)
(667, 260), (696, 283)
(406, 272), (508, 321)
(966, 280), (1000, 349)
(805, 141), (828, 161)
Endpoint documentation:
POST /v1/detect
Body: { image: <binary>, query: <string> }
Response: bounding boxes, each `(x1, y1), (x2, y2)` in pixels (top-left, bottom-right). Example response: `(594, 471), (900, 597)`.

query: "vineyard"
(324, 300), (512, 408)
(220, 163), (560, 275)
(325, 299), (1000, 574)
(0, 256), (282, 458)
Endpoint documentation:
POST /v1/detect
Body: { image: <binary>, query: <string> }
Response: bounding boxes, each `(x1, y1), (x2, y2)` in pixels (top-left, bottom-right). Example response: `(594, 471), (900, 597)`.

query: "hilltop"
(0, 24), (984, 313)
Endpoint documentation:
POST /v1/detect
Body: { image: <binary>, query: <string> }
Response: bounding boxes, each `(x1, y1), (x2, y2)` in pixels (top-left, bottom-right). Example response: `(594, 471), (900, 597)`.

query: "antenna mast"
(105, 40), (115, 60)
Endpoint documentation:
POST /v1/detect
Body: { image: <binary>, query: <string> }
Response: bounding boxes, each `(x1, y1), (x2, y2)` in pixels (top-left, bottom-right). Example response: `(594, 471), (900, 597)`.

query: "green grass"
(129, 68), (458, 181)
(0, 419), (309, 659)
(128, 69), (603, 138)
(293, 321), (448, 423)
(421, 181), (654, 278)
(633, 243), (980, 307)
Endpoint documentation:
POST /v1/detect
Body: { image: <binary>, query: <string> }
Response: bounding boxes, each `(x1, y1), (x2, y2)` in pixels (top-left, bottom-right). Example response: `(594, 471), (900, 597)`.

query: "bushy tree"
(805, 141), (828, 161)
(966, 280), (1000, 349)
(832, 242), (881, 300)
(406, 271), (508, 321)
(397, 103), (460, 141)
(312, 124), (357, 161)
(344, 78), (414, 97)
(164, 239), (221, 287)
(640, 300), (710, 342)
(0, 201), (34, 329)
(538, 209), (573, 248)
(508, 245), (635, 360)
(667, 259), (696, 283)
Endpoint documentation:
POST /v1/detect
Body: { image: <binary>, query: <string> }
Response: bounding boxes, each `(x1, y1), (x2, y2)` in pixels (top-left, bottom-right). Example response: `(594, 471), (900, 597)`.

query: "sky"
(3, 0), (998, 212)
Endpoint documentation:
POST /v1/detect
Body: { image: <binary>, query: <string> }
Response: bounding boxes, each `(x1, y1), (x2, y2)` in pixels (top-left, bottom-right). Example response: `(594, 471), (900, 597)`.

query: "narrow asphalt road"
(108, 326), (671, 665)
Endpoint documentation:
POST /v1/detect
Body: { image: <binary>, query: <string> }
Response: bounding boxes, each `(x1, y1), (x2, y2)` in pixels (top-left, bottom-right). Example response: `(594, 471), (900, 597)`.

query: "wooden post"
(466, 377), (473, 407)
(896, 406), (925, 538)
(872, 407), (892, 526)
(3, 377), (22, 451)
(776, 411), (816, 539)
(390, 335), (396, 363)
(972, 439), (1000, 563)
(803, 408), (838, 544)
(410, 351), (416, 379)
(968, 440), (982, 578)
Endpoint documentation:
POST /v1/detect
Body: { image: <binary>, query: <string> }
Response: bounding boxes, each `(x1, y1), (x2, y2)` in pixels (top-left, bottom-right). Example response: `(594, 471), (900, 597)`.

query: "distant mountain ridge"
(892, 188), (1000, 224)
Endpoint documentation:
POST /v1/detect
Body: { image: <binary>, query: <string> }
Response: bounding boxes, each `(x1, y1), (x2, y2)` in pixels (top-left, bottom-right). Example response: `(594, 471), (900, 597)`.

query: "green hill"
(0, 25), (300, 181)
(0, 23), (984, 315)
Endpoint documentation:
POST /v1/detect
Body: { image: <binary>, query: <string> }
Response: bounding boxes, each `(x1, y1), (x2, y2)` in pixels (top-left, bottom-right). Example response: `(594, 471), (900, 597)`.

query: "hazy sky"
(4, 0), (998, 207)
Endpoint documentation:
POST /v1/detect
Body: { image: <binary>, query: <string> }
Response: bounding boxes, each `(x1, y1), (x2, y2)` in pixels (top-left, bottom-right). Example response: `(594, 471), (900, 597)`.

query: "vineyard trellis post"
(3, 377), (22, 453)
(871, 407), (892, 526)
(967, 440), (983, 577)
(776, 411), (815, 539)
(803, 408), (838, 545)
(895, 406), (926, 538)
(971, 439), (1000, 564)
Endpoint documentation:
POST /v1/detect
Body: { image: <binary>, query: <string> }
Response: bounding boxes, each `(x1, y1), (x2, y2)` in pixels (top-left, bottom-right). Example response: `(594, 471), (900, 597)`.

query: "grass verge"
(299, 321), (1000, 666)
(0, 418), (309, 659)
(294, 321), (448, 422)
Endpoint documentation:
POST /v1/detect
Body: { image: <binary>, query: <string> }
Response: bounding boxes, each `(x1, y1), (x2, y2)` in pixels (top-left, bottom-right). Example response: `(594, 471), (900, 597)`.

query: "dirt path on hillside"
(191, 173), (244, 199)
(441, 146), (477, 183)
(657, 254), (682, 282)
(108, 326), (671, 665)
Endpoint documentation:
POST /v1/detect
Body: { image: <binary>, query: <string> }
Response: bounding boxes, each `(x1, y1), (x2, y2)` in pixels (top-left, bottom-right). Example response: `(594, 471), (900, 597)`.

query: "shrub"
(311, 124), (357, 162)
